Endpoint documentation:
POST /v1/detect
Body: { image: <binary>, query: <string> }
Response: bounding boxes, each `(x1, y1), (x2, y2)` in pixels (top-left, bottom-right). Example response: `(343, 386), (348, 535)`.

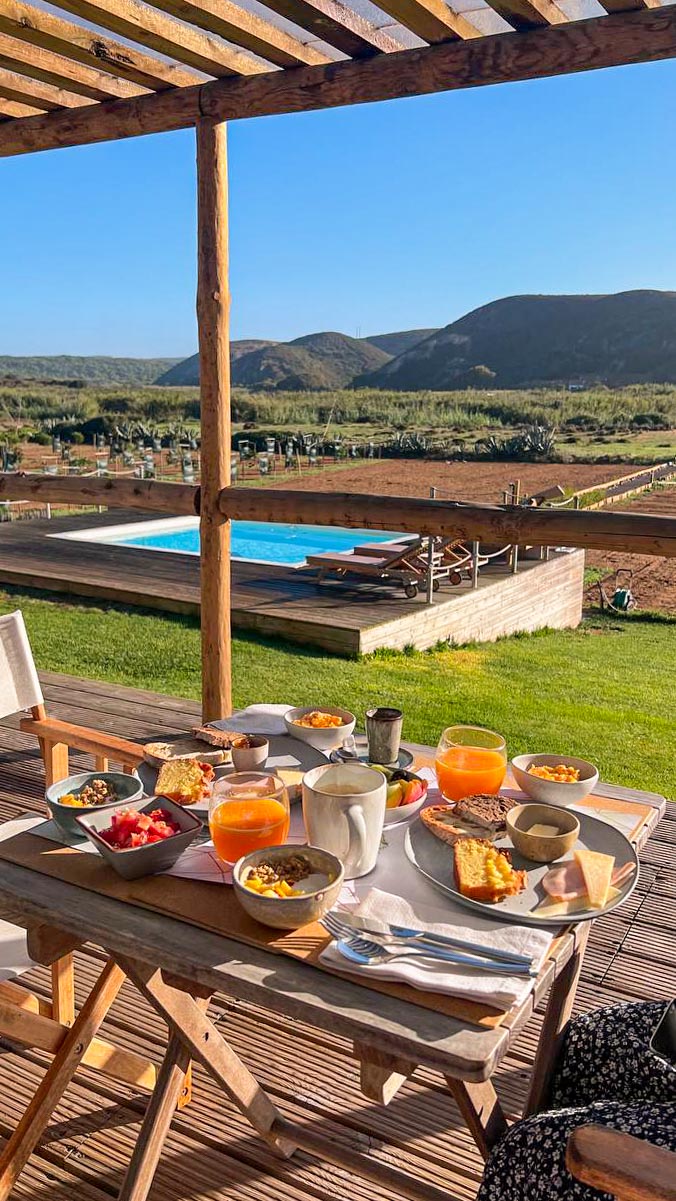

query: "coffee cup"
(302, 763), (386, 879)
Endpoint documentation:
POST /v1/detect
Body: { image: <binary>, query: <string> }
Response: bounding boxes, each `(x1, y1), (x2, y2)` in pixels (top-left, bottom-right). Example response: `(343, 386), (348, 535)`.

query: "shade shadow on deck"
(0, 512), (584, 655)
(0, 672), (672, 1201)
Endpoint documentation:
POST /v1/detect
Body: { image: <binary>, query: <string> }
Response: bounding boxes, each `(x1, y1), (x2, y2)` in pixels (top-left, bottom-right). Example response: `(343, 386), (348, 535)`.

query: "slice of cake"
(454, 837), (527, 903)
(155, 758), (214, 805)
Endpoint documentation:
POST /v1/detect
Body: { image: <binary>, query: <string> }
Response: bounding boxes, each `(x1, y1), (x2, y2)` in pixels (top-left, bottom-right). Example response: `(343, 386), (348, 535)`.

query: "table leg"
(0, 959), (125, 1201)
(117, 956), (295, 1159)
(525, 922), (590, 1117)
(353, 1041), (417, 1105)
(118, 1023), (205, 1201)
(444, 1078), (508, 1160)
(50, 953), (76, 1026)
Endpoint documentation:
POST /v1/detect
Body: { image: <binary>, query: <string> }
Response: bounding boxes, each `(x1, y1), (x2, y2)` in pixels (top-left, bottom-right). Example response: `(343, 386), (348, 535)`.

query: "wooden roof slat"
(0, 65), (91, 108)
(3, 5), (676, 154)
(54, 0), (267, 77)
(0, 93), (39, 114)
(0, 31), (146, 98)
(370, 0), (480, 42)
(483, 0), (567, 29)
(259, 0), (405, 57)
(148, 0), (330, 67)
(0, 0), (204, 91)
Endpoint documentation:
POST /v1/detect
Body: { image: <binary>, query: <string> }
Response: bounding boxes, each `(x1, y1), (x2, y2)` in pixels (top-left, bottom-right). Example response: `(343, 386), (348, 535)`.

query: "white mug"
(302, 763), (386, 879)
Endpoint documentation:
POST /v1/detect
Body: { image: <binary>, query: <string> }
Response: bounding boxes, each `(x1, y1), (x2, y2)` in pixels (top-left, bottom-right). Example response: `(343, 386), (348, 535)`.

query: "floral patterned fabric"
(477, 1001), (676, 1201)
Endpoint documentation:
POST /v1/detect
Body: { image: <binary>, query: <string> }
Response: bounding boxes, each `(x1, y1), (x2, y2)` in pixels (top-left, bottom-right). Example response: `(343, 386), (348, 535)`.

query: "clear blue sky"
(2, 56), (675, 357)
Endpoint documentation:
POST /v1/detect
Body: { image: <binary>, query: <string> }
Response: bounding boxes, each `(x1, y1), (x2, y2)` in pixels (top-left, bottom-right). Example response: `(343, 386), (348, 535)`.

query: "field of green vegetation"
(1, 380), (675, 463)
(2, 587), (674, 797)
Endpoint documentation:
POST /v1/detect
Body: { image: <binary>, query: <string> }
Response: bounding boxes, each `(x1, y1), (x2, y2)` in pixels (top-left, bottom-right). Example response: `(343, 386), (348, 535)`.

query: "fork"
(322, 911), (534, 968)
(333, 933), (536, 975)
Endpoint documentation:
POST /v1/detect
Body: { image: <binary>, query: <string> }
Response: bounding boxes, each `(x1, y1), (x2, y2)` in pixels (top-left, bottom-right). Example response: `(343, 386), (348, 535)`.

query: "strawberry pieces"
(99, 807), (181, 851)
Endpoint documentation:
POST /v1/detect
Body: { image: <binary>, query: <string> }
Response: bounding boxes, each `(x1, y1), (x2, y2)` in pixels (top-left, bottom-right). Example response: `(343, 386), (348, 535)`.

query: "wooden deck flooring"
(0, 512), (583, 655)
(0, 673), (673, 1200)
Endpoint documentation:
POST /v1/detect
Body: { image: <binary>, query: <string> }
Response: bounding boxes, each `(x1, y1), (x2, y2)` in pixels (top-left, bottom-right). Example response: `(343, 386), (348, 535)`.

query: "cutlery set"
(321, 911), (537, 976)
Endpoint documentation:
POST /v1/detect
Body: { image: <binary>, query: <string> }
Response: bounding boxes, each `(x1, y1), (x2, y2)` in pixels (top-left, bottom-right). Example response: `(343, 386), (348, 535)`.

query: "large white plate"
(404, 810), (638, 926)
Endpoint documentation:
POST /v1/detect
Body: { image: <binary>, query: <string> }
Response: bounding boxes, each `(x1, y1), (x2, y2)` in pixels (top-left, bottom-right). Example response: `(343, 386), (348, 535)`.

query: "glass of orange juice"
(435, 725), (507, 801)
(209, 772), (290, 864)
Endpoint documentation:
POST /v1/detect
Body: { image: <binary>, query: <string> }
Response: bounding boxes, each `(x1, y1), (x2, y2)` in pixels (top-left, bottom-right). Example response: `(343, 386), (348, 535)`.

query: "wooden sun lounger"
(307, 541), (427, 598)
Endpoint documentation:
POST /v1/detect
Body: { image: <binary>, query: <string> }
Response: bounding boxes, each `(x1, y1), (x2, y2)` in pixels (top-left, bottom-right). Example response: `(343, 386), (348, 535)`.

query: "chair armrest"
(20, 716), (144, 769)
(567, 1125), (676, 1201)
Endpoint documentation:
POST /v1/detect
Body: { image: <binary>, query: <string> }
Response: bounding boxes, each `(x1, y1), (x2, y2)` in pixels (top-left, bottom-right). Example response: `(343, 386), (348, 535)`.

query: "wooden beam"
(196, 118), (232, 722)
(483, 0), (567, 30)
(599, 0), (660, 11)
(370, 0), (481, 43)
(215, 486), (676, 557)
(0, 65), (91, 108)
(0, 472), (199, 513)
(0, 0), (203, 91)
(0, 31), (144, 99)
(3, 6), (676, 156)
(55, 0), (266, 77)
(148, 0), (330, 67)
(260, 0), (403, 57)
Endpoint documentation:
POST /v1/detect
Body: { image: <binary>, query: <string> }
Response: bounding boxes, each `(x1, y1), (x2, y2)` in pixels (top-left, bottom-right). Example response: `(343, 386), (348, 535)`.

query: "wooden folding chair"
(567, 1125), (676, 1201)
(0, 610), (157, 1094)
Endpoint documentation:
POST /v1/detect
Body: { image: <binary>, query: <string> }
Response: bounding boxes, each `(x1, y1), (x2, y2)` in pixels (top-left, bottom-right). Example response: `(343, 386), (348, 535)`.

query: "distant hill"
(357, 291), (676, 390)
(0, 355), (179, 385)
(155, 341), (276, 386)
(364, 329), (438, 357)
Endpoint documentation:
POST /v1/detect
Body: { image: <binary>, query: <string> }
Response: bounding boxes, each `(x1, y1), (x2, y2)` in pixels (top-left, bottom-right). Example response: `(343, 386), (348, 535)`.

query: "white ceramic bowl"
(511, 754), (599, 808)
(231, 736), (269, 772)
(284, 706), (356, 752)
(381, 770), (429, 826)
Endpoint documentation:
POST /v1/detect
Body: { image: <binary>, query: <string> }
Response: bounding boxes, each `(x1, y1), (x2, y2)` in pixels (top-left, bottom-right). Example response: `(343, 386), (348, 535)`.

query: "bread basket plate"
(138, 734), (329, 811)
(404, 810), (638, 926)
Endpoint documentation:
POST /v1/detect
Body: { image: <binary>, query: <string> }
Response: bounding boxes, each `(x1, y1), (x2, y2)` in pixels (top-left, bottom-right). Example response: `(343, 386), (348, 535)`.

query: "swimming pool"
(55, 517), (403, 568)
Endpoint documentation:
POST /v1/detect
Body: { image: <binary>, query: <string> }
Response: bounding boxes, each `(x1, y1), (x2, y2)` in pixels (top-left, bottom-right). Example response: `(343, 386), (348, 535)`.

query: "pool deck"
(0, 511), (585, 654)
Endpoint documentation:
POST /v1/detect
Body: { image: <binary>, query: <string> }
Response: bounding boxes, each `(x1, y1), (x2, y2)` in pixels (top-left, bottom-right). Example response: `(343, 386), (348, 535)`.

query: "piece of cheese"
(528, 823), (560, 837)
(534, 886), (621, 919)
(574, 849), (615, 907)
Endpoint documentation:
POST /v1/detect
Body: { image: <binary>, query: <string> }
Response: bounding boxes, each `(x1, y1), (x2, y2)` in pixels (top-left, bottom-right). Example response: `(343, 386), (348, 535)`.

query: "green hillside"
(155, 341), (276, 386)
(358, 291), (676, 390)
(365, 328), (438, 357)
(0, 355), (179, 385)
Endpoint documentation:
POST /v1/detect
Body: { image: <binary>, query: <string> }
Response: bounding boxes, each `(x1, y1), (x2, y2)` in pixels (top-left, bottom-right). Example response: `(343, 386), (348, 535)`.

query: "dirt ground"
(585, 485), (676, 615)
(283, 459), (629, 503)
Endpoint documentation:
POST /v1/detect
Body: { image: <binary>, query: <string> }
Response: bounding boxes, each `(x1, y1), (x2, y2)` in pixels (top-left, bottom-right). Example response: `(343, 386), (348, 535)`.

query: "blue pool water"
(118, 521), (401, 567)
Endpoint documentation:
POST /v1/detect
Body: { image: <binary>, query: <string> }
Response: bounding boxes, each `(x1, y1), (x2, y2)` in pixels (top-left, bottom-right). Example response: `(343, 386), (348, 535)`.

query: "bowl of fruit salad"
(75, 796), (202, 879)
(46, 771), (143, 837)
(382, 769), (428, 825)
(511, 754), (599, 808)
(233, 845), (344, 929)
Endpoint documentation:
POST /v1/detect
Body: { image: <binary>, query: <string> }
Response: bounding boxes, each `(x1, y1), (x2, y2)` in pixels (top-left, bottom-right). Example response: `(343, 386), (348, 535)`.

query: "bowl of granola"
(232, 845), (344, 929)
(284, 706), (355, 752)
(46, 771), (143, 837)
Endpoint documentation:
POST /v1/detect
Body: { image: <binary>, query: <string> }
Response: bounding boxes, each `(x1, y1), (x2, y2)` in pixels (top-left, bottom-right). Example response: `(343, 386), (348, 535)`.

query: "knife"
(331, 909), (534, 967)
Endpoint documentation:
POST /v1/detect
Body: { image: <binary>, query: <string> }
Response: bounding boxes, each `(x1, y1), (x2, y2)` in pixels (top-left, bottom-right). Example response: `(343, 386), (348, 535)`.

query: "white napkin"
(210, 704), (293, 737)
(320, 886), (552, 1011)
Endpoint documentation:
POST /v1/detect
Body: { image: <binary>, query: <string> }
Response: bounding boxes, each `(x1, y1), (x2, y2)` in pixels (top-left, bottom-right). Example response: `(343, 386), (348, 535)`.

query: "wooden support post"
(445, 1078), (508, 1160)
(525, 922), (590, 1117)
(196, 117), (232, 722)
(354, 1041), (417, 1105)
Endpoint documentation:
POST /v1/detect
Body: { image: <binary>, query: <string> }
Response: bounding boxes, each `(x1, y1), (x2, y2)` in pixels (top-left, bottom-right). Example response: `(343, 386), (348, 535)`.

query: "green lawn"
(2, 587), (674, 798)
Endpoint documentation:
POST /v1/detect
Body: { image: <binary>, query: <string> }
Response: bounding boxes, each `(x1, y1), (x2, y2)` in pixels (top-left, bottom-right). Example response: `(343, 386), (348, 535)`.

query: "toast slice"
(192, 725), (249, 751)
(454, 837), (527, 903)
(421, 805), (495, 846)
(143, 738), (227, 768)
(455, 793), (518, 835)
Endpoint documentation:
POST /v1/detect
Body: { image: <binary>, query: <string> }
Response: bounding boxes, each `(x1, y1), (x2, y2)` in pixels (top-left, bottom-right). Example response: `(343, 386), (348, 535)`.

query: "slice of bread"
(143, 738), (226, 768)
(455, 793), (519, 834)
(454, 837), (527, 903)
(155, 758), (214, 805)
(421, 805), (495, 846)
(192, 726), (249, 750)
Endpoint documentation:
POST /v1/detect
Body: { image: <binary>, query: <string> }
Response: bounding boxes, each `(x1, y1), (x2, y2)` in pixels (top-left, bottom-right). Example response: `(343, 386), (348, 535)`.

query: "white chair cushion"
(0, 610), (44, 720)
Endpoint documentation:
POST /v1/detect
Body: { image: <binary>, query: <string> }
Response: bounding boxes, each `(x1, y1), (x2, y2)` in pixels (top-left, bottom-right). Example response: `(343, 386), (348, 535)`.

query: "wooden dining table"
(0, 740), (665, 1201)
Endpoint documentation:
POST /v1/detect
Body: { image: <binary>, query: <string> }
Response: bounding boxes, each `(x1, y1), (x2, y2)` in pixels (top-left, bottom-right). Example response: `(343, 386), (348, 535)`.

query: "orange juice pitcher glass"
(435, 725), (507, 802)
(209, 772), (290, 864)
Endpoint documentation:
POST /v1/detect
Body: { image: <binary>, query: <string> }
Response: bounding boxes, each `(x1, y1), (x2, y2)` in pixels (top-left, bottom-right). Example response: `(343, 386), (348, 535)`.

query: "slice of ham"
(543, 859), (635, 902)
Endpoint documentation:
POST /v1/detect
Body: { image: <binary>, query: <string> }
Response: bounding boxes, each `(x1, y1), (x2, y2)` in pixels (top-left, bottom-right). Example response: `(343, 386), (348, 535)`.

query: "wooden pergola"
(1, 0), (676, 719)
